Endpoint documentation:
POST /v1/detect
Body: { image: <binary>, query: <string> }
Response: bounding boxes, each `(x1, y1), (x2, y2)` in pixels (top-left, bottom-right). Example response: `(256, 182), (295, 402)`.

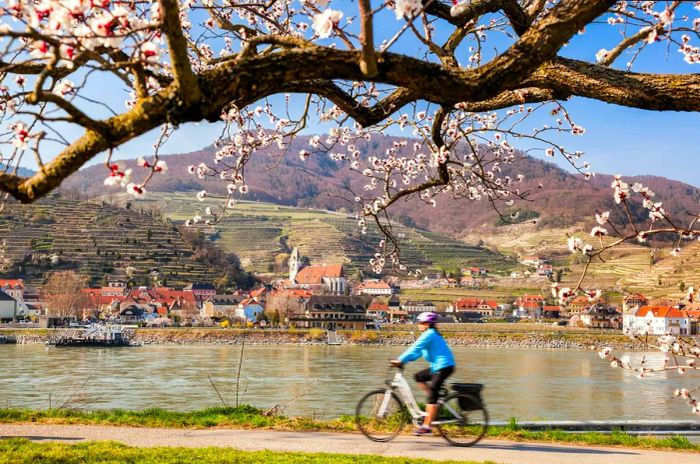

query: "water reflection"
(0, 345), (691, 420)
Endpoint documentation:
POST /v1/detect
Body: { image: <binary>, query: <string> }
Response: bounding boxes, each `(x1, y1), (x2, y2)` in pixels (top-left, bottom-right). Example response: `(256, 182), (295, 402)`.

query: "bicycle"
(355, 364), (489, 447)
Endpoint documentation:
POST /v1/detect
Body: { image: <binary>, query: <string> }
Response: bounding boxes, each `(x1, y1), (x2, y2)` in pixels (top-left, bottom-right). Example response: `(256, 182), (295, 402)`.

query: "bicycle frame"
(379, 370), (462, 426)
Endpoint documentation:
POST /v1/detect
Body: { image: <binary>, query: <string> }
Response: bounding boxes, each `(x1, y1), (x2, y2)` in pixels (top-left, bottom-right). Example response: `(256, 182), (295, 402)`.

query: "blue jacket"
(398, 328), (455, 373)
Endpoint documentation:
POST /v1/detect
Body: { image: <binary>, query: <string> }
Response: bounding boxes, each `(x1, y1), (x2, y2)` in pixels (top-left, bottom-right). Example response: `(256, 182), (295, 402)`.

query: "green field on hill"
(113, 192), (518, 275)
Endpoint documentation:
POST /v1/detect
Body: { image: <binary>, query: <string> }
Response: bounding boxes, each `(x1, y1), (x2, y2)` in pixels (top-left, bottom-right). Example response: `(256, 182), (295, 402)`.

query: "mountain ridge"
(61, 135), (700, 242)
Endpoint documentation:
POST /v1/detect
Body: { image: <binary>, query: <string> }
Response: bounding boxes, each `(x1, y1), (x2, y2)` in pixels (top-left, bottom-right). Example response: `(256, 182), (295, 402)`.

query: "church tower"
(289, 247), (302, 282)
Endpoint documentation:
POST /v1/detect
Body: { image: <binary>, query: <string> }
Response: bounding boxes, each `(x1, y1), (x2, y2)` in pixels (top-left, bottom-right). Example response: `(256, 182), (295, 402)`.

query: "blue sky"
(20, 2), (700, 187)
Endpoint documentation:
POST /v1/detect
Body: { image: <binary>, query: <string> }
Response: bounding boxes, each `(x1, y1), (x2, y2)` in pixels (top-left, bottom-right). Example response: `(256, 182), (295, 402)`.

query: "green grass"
(1, 407), (698, 452)
(0, 439), (494, 464)
(0, 407), (354, 433)
(489, 424), (699, 451)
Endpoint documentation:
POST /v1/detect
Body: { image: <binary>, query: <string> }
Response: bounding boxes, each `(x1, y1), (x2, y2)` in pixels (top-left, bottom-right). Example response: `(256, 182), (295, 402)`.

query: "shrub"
(308, 328), (325, 341)
(349, 330), (378, 343)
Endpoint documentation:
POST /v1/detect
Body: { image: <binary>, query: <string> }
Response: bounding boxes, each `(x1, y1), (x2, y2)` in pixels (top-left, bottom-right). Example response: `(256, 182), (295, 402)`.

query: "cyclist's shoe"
(413, 426), (433, 436)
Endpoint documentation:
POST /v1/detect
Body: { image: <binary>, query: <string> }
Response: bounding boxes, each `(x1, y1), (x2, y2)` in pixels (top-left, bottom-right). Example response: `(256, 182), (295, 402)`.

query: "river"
(0, 345), (694, 421)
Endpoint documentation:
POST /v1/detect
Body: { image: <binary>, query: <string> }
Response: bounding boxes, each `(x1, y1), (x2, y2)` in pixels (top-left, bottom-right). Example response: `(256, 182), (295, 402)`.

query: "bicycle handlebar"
(389, 361), (404, 370)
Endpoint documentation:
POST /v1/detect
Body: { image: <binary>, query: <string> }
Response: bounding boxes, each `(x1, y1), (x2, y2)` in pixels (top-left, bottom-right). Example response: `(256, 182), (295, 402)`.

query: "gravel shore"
(2, 328), (646, 351)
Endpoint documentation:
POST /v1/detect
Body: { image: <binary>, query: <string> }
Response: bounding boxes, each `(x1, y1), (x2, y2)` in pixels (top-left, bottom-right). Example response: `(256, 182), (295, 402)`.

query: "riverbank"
(0, 407), (698, 453)
(0, 327), (646, 350)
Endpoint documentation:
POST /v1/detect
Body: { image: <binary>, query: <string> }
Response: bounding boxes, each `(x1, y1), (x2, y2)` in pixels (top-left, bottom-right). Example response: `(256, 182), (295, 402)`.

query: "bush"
(220, 320), (230, 328)
(308, 328), (325, 341)
(349, 330), (378, 343)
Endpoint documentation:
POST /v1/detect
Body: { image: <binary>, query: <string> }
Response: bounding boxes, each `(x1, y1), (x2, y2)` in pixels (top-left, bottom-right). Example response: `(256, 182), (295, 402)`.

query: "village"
(1, 247), (699, 337)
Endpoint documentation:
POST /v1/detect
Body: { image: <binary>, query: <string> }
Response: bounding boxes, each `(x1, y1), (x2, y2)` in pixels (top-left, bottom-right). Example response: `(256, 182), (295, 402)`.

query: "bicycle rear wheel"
(434, 392), (489, 447)
(355, 389), (410, 442)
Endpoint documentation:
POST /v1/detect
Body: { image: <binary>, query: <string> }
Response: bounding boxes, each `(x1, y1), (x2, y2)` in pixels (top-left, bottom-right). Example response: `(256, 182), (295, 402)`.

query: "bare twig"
(208, 373), (230, 408)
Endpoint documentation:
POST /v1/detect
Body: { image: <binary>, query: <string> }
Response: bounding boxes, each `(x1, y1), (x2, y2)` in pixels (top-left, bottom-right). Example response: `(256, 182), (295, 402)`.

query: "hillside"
(618, 241), (700, 299)
(1, 166), (34, 178)
(103, 192), (516, 275)
(62, 135), (700, 245)
(0, 196), (216, 288)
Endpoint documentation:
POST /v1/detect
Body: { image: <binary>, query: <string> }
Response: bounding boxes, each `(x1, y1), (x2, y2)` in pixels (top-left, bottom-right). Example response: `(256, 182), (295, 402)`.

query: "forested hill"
(61, 135), (700, 239)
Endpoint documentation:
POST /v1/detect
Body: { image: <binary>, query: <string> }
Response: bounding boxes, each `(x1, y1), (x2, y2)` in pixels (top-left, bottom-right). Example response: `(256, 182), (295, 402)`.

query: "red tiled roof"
(359, 280), (391, 290)
(569, 296), (591, 306)
(273, 289), (313, 299)
(82, 287), (197, 309)
(453, 298), (497, 310)
(294, 264), (343, 285)
(543, 305), (562, 312)
(369, 302), (389, 311)
(636, 306), (696, 319)
(249, 288), (266, 298)
(0, 279), (24, 289)
(453, 298), (480, 309)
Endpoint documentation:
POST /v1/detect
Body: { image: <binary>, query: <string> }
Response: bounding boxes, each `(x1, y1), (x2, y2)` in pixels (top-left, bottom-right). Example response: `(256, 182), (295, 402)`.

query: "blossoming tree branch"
(0, 0), (699, 270)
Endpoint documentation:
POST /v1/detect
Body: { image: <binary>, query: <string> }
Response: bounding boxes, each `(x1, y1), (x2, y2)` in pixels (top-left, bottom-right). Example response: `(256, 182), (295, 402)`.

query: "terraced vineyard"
(109, 192), (517, 275)
(0, 196), (212, 287)
(461, 221), (659, 293)
(560, 240), (654, 291)
(618, 241), (700, 299)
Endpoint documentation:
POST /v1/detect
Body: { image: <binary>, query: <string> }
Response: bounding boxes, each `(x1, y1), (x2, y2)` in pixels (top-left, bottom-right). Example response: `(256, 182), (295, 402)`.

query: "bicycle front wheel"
(355, 389), (409, 442)
(435, 392), (489, 447)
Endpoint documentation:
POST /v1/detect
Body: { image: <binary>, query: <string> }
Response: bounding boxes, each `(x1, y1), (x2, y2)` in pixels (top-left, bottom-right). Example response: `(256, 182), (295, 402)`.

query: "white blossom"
(312, 9), (343, 38)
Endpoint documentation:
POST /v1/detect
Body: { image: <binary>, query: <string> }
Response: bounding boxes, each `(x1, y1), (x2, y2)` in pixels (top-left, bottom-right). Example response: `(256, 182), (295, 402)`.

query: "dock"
(326, 330), (341, 345)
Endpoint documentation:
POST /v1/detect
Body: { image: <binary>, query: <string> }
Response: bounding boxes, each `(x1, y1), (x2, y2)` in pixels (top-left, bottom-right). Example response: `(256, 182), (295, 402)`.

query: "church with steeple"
(287, 247), (347, 295)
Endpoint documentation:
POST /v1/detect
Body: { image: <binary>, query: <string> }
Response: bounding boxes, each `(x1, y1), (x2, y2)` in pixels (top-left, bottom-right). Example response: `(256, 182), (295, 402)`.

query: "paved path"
(1, 423), (698, 464)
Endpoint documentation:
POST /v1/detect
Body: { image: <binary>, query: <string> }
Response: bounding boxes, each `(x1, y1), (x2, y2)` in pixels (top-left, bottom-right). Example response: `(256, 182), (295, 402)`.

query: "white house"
(0, 279), (24, 300)
(401, 301), (437, 315)
(627, 306), (700, 336)
(356, 280), (393, 296)
(622, 307), (638, 333)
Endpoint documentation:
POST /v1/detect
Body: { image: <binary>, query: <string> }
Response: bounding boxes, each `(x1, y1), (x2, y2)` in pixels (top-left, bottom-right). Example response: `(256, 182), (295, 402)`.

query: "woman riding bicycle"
(391, 311), (455, 436)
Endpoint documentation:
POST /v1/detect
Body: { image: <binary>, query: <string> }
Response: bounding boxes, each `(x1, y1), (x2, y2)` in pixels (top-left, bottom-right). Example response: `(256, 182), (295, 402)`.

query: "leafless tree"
(42, 270), (90, 318)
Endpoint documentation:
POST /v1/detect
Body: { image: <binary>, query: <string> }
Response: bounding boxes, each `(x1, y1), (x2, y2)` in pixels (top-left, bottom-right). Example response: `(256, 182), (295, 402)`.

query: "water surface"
(0, 345), (693, 421)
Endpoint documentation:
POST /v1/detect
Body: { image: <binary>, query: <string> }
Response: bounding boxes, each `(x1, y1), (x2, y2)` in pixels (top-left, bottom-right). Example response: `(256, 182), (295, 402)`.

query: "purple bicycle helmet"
(416, 312), (438, 323)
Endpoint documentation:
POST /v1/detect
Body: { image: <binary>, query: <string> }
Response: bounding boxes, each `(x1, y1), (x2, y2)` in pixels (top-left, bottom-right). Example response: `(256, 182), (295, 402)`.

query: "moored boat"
(48, 324), (135, 347)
